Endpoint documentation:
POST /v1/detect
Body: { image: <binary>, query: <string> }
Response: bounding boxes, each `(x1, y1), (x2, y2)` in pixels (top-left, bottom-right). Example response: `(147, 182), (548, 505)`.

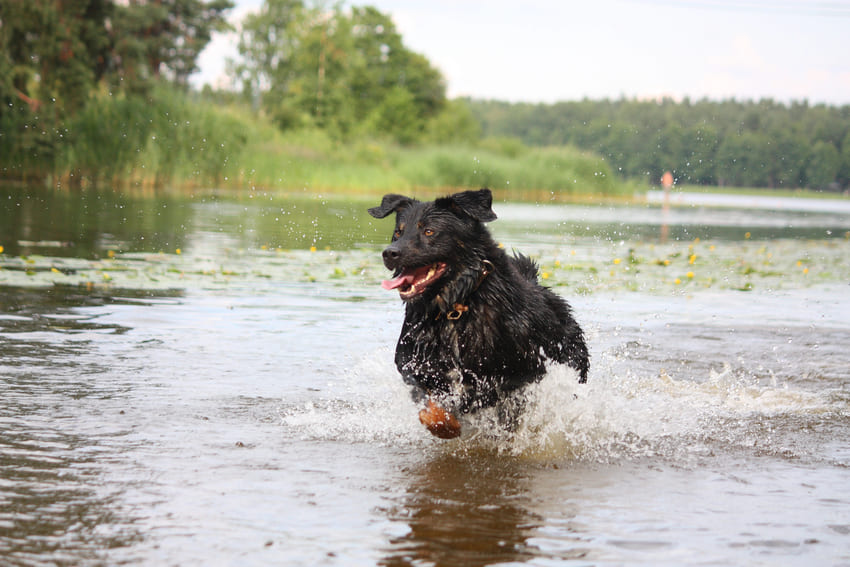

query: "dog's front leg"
(417, 370), (466, 439)
(418, 399), (461, 439)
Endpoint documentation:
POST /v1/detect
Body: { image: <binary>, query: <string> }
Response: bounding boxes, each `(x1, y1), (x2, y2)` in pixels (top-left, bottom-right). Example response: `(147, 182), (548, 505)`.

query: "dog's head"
(368, 188), (498, 303)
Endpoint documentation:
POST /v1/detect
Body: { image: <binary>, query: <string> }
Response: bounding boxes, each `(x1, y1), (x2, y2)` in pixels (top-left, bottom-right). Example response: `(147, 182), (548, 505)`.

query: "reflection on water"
(381, 453), (543, 566)
(3, 187), (849, 262)
(0, 186), (384, 258)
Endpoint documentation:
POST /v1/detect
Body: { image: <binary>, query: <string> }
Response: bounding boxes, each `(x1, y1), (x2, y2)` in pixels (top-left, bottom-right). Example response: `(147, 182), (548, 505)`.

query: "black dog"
(369, 188), (589, 438)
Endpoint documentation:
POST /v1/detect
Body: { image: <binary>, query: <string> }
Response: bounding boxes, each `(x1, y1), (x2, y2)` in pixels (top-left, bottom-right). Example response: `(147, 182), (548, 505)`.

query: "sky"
(192, 0), (850, 105)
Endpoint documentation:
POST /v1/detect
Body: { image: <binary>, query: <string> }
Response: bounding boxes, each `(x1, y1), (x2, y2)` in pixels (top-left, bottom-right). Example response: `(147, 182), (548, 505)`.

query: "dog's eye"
(393, 229), (402, 240)
(423, 228), (434, 237)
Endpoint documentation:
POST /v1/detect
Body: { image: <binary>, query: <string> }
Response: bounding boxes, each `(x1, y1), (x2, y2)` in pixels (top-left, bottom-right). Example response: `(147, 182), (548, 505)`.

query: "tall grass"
(48, 86), (630, 198)
(391, 144), (621, 196)
(58, 85), (250, 187)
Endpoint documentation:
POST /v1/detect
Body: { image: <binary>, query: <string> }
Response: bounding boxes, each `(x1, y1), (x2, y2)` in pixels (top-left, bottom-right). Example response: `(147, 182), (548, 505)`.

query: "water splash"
(277, 347), (844, 465)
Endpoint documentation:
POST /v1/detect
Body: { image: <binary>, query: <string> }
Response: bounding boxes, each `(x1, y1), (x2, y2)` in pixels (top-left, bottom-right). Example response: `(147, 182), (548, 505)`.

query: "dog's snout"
(382, 246), (401, 267)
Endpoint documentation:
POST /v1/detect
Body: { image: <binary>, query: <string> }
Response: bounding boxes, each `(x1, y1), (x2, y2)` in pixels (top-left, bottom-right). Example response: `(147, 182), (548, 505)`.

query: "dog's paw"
(418, 400), (461, 439)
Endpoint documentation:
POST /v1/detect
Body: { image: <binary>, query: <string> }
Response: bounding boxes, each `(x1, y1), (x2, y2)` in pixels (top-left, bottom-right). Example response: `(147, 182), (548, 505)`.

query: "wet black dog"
(369, 188), (589, 439)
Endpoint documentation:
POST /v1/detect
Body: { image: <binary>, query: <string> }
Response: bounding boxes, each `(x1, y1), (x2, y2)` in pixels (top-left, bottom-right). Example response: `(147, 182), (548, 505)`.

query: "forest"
(468, 97), (850, 191)
(2, 0), (849, 194)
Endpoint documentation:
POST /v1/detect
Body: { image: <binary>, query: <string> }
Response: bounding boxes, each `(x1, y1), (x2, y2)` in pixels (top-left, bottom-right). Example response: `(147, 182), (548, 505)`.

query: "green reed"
(48, 86), (629, 197)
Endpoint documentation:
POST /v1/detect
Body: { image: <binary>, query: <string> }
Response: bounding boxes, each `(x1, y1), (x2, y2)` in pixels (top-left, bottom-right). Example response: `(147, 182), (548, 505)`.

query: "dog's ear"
(368, 194), (415, 219)
(437, 188), (498, 222)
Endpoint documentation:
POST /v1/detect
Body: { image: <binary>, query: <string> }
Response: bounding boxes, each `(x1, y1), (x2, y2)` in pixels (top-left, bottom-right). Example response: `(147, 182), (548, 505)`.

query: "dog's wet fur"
(369, 188), (589, 438)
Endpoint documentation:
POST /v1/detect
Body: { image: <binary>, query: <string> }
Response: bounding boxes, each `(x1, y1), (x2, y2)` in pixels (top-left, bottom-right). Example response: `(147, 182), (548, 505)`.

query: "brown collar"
(443, 259), (494, 320)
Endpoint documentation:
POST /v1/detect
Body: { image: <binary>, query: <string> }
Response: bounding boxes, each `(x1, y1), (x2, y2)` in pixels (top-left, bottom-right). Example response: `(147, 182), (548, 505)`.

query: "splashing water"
(277, 342), (842, 466)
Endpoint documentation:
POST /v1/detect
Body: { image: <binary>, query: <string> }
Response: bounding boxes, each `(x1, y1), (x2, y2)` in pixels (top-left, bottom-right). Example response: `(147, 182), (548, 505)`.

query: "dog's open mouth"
(381, 262), (447, 298)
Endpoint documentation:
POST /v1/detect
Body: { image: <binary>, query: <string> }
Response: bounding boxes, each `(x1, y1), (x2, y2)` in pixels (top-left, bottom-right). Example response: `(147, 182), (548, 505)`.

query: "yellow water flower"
(745, 232), (751, 239)
(803, 267), (809, 275)
(51, 267), (60, 274)
(541, 272), (551, 280)
(674, 278), (682, 285)
(0, 245), (4, 254)
(176, 248), (182, 255)
(688, 254), (696, 265)
(107, 250), (116, 259)
(554, 260), (561, 267)
(613, 258), (621, 265)
(686, 271), (694, 279)
(309, 246), (317, 253)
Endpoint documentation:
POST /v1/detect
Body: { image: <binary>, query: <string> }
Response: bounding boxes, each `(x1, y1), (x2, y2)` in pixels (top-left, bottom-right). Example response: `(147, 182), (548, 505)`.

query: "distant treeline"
(467, 98), (850, 191)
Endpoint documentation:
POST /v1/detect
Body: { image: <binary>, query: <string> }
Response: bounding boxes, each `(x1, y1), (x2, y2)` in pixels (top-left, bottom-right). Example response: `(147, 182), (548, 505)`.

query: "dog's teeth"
(427, 266), (435, 279)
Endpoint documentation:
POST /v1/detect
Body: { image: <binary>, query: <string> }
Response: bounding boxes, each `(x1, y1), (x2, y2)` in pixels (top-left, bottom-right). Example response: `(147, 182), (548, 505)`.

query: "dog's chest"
(399, 316), (464, 364)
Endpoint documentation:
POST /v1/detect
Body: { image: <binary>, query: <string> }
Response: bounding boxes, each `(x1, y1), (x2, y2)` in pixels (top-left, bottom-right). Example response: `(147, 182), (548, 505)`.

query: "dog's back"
(511, 253), (540, 283)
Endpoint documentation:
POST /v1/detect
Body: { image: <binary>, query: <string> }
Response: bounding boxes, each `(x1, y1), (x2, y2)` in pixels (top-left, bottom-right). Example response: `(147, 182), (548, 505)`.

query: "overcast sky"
(193, 0), (850, 105)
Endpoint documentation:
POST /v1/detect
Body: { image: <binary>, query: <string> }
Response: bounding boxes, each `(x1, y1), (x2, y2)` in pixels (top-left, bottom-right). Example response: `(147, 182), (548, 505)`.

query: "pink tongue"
(381, 272), (415, 290)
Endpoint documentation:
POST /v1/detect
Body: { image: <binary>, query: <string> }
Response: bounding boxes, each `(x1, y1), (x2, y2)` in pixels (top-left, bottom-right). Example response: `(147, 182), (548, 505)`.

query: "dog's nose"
(382, 247), (401, 263)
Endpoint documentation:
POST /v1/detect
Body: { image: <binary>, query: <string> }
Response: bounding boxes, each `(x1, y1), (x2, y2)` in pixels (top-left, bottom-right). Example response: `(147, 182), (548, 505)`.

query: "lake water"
(1, 186), (850, 566)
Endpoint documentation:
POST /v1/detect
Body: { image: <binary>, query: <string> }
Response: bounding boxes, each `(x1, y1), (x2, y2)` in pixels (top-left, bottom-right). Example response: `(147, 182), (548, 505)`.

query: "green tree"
(111, 0), (233, 90)
(806, 141), (840, 189)
(765, 128), (807, 188)
(233, 0), (304, 111)
(469, 96), (850, 190)
(0, 0), (112, 179)
(235, 1), (445, 141)
(364, 86), (421, 144)
(839, 131), (850, 189)
(715, 131), (770, 187)
(425, 98), (481, 145)
(0, 0), (111, 116)
(0, 0), (234, 181)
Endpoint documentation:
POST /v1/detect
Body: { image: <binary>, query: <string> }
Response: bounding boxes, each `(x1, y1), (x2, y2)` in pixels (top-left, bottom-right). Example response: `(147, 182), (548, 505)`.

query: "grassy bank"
(34, 87), (630, 198)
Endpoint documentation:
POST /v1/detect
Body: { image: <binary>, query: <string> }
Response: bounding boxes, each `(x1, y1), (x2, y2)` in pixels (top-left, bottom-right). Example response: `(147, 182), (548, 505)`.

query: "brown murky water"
(2, 187), (849, 566)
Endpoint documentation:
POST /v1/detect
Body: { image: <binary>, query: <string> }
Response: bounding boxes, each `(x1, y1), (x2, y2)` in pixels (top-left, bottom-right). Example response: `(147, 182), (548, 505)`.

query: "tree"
(0, 0), (234, 181)
(234, 1), (445, 141)
(0, 0), (111, 115)
(0, 0), (113, 179)
(765, 127), (807, 188)
(111, 0), (234, 89)
(839, 131), (850, 189)
(364, 86), (421, 144)
(233, 0), (303, 108)
(424, 99), (481, 145)
(468, 97), (850, 190)
(806, 141), (840, 190)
